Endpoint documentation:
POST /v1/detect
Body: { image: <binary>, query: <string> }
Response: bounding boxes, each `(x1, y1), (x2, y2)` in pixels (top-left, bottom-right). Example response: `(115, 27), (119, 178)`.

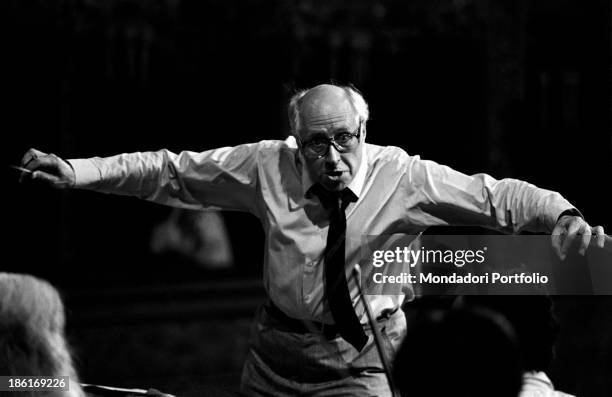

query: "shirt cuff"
(556, 208), (584, 223)
(544, 204), (583, 231)
(539, 192), (578, 232)
(67, 158), (101, 188)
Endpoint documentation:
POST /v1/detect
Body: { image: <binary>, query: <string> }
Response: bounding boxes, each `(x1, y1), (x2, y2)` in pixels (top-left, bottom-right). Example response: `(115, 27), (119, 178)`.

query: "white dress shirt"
(68, 136), (573, 323)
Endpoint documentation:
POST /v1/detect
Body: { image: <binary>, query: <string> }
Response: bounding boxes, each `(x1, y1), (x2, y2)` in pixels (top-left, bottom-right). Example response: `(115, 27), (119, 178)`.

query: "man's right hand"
(20, 148), (76, 189)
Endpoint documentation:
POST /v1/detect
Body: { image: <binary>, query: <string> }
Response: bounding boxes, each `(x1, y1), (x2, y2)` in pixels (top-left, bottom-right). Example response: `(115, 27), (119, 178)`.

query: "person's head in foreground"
(458, 295), (559, 372)
(0, 273), (84, 397)
(393, 307), (523, 397)
(289, 83), (368, 192)
(458, 295), (571, 397)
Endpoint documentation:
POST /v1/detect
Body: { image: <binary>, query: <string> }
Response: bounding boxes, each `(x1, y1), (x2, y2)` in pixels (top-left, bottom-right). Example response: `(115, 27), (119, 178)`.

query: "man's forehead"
(299, 85), (356, 130)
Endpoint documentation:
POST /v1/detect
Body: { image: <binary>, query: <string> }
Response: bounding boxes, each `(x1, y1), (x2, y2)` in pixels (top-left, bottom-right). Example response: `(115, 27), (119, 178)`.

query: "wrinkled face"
(296, 85), (365, 192)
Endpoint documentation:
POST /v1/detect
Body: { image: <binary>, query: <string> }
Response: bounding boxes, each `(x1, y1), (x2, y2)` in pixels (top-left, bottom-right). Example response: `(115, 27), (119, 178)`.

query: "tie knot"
(339, 188), (358, 208)
(309, 184), (357, 210)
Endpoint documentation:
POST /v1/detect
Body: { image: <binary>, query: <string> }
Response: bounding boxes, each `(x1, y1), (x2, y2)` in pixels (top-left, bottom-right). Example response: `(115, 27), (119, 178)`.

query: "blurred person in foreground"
(459, 295), (576, 397)
(18, 83), (606, 396)
(0, 273), (85, 397)
(0, 273), (175, 397)
(392, 307), (523, 397)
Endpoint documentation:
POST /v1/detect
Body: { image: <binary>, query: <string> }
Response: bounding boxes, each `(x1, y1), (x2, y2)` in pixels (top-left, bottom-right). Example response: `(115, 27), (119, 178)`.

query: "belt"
(265, 301), (399, 340)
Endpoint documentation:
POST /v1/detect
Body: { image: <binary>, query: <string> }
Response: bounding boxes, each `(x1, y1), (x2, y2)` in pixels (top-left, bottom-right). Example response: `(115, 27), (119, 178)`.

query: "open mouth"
(326, 171), (344, 177)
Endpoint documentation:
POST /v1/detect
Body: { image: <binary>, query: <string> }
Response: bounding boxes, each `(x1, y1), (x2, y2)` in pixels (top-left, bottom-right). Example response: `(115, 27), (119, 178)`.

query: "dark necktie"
(311, 184), (368, 351)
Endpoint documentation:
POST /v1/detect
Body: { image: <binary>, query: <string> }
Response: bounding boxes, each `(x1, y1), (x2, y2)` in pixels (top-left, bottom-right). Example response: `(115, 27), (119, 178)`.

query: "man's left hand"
(552, 215), (606, 260)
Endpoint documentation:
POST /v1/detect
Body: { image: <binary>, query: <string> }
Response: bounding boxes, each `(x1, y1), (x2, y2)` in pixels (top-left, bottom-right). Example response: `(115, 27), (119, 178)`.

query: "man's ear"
(292, 133), (302, 148)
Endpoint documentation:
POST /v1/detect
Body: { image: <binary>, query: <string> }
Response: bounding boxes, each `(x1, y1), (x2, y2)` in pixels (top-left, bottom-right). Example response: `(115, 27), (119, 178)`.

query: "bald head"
(298, 84), (356, 131)
(288, 83), (369, 136)
(287, 83), (369, 191)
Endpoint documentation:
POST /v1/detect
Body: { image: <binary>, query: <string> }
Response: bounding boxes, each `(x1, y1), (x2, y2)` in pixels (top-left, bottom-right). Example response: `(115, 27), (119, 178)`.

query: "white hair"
(0, 273), (85, 397)
(288, 84), (370, 135)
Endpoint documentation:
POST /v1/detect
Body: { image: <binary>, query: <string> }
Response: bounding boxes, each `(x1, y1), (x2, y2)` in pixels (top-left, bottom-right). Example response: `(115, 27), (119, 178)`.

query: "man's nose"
(324, 144), (341, 166)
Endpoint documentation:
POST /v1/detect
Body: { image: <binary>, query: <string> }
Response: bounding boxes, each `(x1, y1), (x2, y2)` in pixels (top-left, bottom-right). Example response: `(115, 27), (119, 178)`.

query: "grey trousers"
(240, 306), (406, 397)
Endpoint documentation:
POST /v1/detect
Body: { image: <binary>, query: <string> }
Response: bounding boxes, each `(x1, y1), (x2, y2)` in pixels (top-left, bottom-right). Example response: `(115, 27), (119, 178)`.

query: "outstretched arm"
(19, 144), (262, 215)
(408, 157), (606, 259)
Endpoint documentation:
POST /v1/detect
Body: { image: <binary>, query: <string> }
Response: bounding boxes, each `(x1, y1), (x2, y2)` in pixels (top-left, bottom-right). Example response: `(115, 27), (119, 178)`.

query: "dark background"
(2, 0), (611, 396)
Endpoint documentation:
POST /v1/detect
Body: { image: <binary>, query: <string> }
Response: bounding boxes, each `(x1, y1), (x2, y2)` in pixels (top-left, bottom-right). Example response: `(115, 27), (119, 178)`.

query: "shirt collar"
(299, 141), (368, 199)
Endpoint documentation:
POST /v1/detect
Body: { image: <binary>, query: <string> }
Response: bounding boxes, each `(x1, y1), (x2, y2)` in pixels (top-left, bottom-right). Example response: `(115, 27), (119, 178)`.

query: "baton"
(9, 165), (32, 173)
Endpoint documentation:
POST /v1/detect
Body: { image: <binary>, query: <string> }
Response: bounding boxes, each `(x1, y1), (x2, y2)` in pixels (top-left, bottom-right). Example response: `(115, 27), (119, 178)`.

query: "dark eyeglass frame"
(297, 121), (362, 160)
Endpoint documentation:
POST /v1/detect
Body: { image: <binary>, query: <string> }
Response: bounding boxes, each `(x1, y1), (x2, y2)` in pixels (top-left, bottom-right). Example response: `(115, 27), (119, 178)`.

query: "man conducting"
(20, 83), (606, 396)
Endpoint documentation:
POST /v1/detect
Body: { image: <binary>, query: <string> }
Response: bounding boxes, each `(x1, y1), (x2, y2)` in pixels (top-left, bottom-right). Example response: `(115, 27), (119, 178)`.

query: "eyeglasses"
(298, 121), (362, 159)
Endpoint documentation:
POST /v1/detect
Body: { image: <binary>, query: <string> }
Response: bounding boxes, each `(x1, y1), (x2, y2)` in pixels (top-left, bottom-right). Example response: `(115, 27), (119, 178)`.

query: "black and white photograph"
(3, 1), (611, 396)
